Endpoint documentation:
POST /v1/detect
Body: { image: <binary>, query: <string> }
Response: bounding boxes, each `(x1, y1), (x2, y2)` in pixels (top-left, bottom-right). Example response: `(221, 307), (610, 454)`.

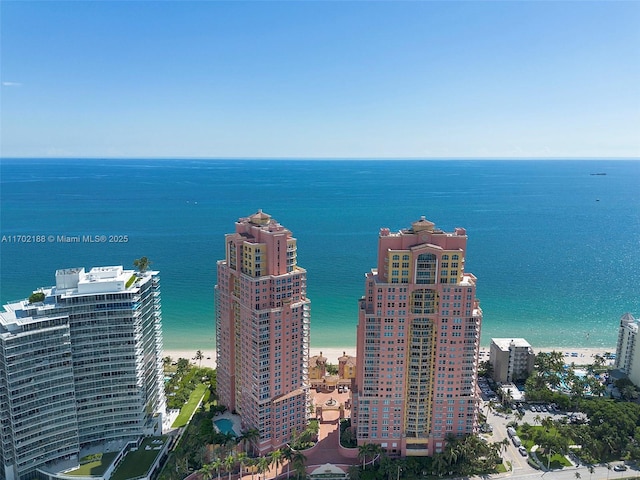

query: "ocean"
(1, 159), (638, 351)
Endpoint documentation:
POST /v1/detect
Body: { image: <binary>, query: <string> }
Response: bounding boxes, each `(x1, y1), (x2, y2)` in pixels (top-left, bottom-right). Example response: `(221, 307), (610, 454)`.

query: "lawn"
(65, 453), (118, 476)
(536, 451), (572, 469)
(111, 437), (166, 480)
(171, 383), (207, 428)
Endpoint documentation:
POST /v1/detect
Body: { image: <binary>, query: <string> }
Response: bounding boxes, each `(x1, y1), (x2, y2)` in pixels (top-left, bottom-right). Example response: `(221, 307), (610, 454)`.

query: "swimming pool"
(214, 418), (237, 436)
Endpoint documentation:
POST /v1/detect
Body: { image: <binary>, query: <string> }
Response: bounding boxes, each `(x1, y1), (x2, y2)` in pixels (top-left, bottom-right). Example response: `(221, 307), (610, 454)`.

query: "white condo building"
(0, 266), (165, 480)
(615, 313), (640, 386)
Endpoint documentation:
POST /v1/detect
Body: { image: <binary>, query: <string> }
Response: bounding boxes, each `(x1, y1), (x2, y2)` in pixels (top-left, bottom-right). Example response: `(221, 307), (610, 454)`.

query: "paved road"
(481, 403), (639, 480)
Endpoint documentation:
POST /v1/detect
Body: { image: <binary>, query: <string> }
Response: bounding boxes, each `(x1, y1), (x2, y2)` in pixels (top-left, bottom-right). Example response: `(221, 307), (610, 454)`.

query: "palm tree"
(358, 443), (376, 469)
(588, 465), (595, 480)
(575, 472), (582, 480)
(236, 452), (248, 479)
(486, 399), (496, 417)
(502, 388), (514, 406)
(133, 256), (151, 272)
(163, 355), (173, 369)
(224, 454), (236, 480)
(291, 450), (306, 479)
(241, 428), (260, 454)
(270, 449), (283, 478)
(282, 446), (294, 479)
(200, 463), (216, 480)
(257, 455), (271, 480)
(221, 432), (237, 455)
(443, 441), (459, 467)
(195, 350), (204, 367)
(431, 453), (448, 476)
(495, 437), (509, 457)
(211, 458), (224, 480)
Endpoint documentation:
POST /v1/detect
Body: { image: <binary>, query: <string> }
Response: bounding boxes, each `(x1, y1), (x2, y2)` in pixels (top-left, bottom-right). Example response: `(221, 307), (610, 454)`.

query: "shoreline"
(163, 345), (616, 370)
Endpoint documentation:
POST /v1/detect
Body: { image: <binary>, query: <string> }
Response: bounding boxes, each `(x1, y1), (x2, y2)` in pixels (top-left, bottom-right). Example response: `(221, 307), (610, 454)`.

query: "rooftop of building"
(1, 266), (157, 332)
(236, 209), (290, 235)
(491, 338), (533, 351)
(379, 216), (467, 238)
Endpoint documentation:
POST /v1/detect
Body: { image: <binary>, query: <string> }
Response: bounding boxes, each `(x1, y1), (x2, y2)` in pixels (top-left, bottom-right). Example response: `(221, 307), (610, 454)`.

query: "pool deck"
(213, 411), (242, 436)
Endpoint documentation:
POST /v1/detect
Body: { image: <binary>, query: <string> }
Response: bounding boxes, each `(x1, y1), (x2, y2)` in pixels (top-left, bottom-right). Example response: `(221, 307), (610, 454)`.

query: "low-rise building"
(489, 338), (535, 383)
(615, 313), (640, 386)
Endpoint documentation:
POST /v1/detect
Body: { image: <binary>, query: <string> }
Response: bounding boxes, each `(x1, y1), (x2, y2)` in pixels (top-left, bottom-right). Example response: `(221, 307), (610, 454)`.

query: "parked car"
(518, 446), (528, 457)
(614, 465), (627, 472)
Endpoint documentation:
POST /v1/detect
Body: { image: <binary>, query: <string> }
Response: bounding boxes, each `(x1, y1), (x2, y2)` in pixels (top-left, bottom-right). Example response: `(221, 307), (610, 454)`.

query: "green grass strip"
(125, 274), (137, 288)
(171, 384), (207, 428)
(65, 452), (118, 476)
(111, 437), (166, 480)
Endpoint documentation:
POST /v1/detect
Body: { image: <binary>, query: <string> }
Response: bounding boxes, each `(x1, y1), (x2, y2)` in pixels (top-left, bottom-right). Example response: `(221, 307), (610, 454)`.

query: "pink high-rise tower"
(352, 216), (482, 457)
(215, 211), (311, 454)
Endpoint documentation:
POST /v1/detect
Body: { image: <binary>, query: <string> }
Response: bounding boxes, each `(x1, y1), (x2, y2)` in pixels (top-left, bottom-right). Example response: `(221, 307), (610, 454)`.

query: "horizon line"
(1, 156), (639, 161)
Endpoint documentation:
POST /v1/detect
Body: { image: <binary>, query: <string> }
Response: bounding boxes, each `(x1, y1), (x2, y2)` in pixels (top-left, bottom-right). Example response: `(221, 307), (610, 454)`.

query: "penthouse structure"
(0, 266), (165, 480)
(215, 211), (310, 454)
(353, 216), (482, 457)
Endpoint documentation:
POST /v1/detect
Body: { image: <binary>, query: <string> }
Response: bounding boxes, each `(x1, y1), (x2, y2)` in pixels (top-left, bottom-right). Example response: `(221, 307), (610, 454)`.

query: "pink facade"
(215, 211), (311, 454)
(353, 217), (482, 457)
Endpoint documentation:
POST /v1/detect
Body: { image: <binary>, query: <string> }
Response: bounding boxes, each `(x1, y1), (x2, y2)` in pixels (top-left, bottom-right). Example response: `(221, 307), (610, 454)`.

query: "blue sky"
(1, 1), (639, 159)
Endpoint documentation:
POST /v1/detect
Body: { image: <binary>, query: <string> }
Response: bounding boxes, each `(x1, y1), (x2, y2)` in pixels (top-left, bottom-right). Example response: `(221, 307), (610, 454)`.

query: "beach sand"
(164, 345), (616, 370)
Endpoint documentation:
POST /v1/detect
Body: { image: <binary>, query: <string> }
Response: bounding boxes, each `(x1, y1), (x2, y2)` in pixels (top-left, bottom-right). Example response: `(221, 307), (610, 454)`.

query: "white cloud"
(2, 82), (22, 87)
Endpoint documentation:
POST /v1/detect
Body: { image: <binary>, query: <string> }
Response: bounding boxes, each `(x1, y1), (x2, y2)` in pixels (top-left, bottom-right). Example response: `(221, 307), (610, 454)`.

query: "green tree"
(133, 256), (151, 272)
(240, 428), (260, 455)
(478, 360), (494, 378)
(326, 363), (338, 375)
(211, 458), (223, 480)
(236, 453), (248, 479)
(163, 356), (173, 369)
(291, 450), (306, 479)
(224, 454), (235, 480)
(358, 443), (377, 469)
(195, 350), (204, 367)
(28, 291), (45, 304)
(431, 453), (447, 476)
(282, 446), (294, 479)
(199, 463), (216, 480)
(347, 465), (361, 480)
(257, 456), (271, 480)
(270, 449), (283, 478)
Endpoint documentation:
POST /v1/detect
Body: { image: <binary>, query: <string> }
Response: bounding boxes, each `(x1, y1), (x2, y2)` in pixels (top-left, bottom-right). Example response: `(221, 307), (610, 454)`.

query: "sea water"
(1, 159), (638, 350)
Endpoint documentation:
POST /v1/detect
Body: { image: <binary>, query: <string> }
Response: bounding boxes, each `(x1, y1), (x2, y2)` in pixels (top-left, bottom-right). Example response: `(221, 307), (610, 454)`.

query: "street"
(480, 404), (640, 480)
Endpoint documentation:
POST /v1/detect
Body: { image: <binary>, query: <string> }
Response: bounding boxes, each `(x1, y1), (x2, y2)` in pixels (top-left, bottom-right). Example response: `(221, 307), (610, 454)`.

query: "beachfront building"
(0, 266), (165, 480)
(489, 338), (535, 383)
(352, 216), (482, 457)
(310, 352), (328, 380)
(615, 313), (640, 386)
(215, 210), (311, 454)
(338, 351), (357, 381)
